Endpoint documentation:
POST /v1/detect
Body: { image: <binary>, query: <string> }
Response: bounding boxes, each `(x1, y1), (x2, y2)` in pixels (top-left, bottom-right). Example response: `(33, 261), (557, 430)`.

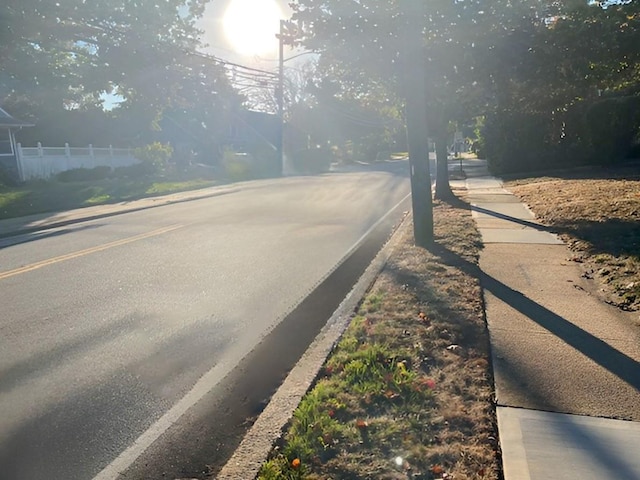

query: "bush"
(0, 165), (17, 187)
(111, 162), (155, 179)
(481, 95), (640, 175)
(290, 148), (332, 174)
(56, 166), (112, 182)
(247, 143), (280, 178)
(351, 134), (394, 162)
(133, 142), (173, 172)
(584, 96), (640, 164)
(222, 149), (254, 181)
(627, 142), (640, 159)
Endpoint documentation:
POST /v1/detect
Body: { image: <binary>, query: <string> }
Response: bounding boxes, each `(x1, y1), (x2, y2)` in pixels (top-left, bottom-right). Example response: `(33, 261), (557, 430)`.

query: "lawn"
(0, 176), (217, 220)
(505, 164), (640, 311)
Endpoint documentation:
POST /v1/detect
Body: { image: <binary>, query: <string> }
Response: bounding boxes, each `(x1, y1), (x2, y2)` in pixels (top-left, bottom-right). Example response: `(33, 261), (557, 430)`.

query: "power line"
(190, 50), (278, 78)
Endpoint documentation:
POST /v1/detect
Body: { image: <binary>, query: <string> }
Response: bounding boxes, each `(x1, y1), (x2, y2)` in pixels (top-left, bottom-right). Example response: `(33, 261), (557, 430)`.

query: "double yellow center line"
(0, 224), (183, 281)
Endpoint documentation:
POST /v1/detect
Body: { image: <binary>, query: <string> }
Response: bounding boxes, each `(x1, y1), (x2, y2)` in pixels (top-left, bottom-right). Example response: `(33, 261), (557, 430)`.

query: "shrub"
(481, 95), (640, 175)
(351, 134), (394, 162)
(627, 142), (640, 159)
(290, 148), (332, 174)
(133, 142), (173, 172)
(0, 165), (17, 187)
(111, 162), (155, 179)
(222, 149), (254, 181)
(56, 166), (112, 182)
(584, 96), (640, 163)
(247, 143), (280, 178)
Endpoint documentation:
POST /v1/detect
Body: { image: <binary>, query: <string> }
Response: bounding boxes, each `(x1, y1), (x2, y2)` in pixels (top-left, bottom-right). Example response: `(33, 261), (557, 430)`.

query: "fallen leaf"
(384, 389), (399, 399)
(424, 378), (436, 389)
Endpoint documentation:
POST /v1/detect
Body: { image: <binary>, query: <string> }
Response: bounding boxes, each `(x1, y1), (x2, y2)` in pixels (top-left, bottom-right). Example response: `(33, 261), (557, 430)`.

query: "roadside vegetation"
(0, 170), (216, 220)
(506, 164), (640, 312)
(0, 142), (224, 220)
(258, 186), (499, 480)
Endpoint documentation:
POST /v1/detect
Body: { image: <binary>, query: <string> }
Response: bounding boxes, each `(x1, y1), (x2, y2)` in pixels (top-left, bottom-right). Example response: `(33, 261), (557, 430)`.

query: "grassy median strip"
(258, 191), (499, 480)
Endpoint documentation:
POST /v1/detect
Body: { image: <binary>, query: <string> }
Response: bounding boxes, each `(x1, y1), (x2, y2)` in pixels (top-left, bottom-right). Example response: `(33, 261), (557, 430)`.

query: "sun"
(223, 0), (283, 57)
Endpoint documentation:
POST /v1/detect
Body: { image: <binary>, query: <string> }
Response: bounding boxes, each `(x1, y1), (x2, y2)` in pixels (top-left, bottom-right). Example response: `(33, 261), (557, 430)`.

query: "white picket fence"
(16, 142), (139, 181)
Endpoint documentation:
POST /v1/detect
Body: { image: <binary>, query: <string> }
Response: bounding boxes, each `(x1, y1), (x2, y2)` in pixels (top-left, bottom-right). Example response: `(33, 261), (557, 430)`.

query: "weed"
(362, 290), (384, 313)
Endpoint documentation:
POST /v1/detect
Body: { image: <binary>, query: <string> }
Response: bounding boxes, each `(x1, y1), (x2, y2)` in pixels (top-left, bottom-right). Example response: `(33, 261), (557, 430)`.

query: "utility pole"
(399, 0), (433, 247)
(275, 20), (288, 177)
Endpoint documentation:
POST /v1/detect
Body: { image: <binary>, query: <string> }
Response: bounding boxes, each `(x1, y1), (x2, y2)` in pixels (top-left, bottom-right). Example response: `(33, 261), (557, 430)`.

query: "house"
(0, 107), (34, 181)
(227, 109), (280, 152)
(228, 109), (309, 153)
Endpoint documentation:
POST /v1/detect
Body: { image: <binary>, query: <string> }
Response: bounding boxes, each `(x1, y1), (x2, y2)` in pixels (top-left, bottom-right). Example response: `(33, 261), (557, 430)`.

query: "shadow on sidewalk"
(428, 240), (640, 392)
(426, 241), (640, 478)
(470, 205), (554, 232)
(479, 272), (640, 392)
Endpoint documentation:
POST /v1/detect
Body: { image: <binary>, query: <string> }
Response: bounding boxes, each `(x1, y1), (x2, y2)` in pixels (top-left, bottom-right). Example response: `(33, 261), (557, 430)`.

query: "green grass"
(361, 290), (384, 313)
(0, 177), (217, 220)
(258, 306), (438, 479)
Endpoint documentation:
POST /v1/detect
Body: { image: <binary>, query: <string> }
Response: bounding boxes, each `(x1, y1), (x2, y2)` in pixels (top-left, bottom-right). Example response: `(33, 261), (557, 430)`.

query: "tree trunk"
(405, 99), (434, 247)
(434, 125), (454, 200)
(400, 0), (433, 247)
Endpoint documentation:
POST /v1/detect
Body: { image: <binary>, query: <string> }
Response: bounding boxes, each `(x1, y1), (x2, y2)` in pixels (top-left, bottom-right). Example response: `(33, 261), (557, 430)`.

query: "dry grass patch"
(258, 190), (499, 480)
(506, 166), (640, 310)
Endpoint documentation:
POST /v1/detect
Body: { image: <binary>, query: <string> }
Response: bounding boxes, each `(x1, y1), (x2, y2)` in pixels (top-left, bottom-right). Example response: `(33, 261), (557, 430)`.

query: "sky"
(198, 0), (295, 69)
(103, 0), (297, 109)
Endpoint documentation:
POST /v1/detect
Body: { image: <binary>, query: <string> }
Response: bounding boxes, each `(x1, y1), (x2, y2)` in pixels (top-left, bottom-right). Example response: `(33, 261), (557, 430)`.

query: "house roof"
(233, 109), (279, 146)
(0, 107), (34, 128)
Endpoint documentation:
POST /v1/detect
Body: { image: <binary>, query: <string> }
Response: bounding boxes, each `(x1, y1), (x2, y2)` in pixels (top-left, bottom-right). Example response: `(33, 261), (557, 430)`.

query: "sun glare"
(223, 0), (283, 56)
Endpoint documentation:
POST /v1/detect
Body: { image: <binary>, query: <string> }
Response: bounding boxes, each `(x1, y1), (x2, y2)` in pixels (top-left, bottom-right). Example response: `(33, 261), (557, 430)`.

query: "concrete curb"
(0, 187), (241, 240)
(216, 213), (412, 480)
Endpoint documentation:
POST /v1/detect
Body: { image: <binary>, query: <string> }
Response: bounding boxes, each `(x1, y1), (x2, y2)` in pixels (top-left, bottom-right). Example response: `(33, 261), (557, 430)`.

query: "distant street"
(0, 164), (410, 479)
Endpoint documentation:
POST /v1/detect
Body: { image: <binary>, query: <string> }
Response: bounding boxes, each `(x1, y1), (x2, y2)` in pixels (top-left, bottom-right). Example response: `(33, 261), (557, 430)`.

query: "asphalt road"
(0, 165), (410, 479)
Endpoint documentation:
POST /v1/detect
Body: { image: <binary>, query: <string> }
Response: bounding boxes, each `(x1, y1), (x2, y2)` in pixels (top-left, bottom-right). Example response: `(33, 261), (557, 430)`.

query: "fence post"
(16, 142), (25, 182)
(65, 142), (71, 170)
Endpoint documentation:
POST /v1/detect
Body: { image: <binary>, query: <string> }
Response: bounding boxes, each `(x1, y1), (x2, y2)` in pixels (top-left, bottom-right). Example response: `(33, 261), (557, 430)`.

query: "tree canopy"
(1, 0), (240, 153)
(288, 0), (640, 173)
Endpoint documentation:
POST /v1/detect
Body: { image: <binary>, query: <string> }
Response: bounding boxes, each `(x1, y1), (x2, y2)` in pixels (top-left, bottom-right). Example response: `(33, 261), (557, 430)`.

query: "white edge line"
(92, 359), (231, 480)
(92, 192), (412, 480)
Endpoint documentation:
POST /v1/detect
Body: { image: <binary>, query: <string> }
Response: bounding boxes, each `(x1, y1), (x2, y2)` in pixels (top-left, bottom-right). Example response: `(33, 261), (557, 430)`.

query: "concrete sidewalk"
(463, 159), (640, 480)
